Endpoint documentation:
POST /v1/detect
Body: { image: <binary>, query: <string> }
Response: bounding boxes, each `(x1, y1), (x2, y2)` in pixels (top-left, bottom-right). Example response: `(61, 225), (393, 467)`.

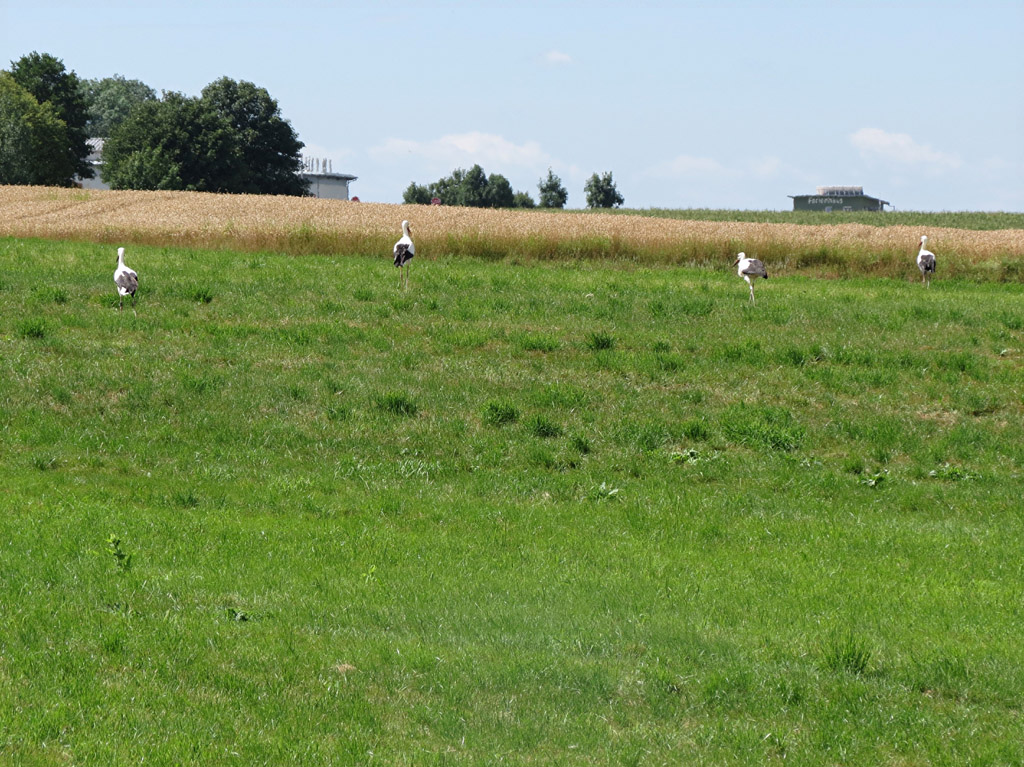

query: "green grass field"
(2, 236), (1023, 765)
(598, 209), (1024, 231)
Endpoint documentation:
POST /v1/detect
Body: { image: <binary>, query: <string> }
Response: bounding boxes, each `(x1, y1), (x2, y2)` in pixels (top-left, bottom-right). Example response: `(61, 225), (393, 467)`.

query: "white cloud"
(369, 131), (552, 171)
(651, 154), (733, 178)
(543, 50), (573, 65)
(850, 128), (961, 170)
(647, 153), (814, 185)
(751, 156), (783, 178)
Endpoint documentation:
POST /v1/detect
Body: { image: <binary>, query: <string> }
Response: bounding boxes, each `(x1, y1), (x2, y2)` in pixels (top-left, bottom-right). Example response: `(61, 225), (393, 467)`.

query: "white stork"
(393, 220), (415, 289)
(733, 252), (768, 304)
(113, 247), (138, 314)
(916, 235), (936, 287)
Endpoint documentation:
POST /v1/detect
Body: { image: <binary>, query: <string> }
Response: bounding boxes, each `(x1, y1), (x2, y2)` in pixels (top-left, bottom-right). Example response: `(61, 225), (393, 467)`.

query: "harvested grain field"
(1, 185), (1022, 280)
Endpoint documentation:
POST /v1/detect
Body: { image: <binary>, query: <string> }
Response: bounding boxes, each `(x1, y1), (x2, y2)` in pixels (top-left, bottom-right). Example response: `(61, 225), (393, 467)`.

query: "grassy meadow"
(605, 208), (1024, 231)
(1, 228), (1023, 764)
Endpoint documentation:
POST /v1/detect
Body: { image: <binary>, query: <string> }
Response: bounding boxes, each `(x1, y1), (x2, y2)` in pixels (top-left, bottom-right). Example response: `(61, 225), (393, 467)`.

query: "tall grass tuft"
(374, 392), (419, 417)
(525, 414), (563, 438)
(821, 630), (873, 675)
(17, 318), (49, 339)
(482, 400), (519, 427)
(586, 331), (615, 351)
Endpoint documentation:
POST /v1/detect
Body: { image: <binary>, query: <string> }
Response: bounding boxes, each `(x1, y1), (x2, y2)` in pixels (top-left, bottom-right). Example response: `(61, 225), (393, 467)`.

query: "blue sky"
(3, 0), (1022, 210)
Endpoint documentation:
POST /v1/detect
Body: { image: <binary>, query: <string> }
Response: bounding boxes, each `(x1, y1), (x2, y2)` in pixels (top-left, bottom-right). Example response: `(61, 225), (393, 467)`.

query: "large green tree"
(102, 92), (236, 191)
(584, 171), (624, 209)
(0, 72), (75, 185)
(82, 74), (156, 138)
(103, 78), (309, 195)
(9, 52), (92, 181)
(201, 77), (308, 196)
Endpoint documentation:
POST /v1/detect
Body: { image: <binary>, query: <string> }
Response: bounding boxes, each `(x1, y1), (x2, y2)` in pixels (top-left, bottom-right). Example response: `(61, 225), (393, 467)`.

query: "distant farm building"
(79, 138), (109, 191)
(76, 142), (356, 200)
(789, 186), (891, 212)
(299, 156), (357, 200)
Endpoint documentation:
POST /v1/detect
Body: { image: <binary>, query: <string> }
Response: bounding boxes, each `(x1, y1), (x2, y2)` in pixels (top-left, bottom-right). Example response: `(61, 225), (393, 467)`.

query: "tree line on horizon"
(0, 51), (308, 195)
(404, 167), (624, 210)
(0, 51), (625, 208)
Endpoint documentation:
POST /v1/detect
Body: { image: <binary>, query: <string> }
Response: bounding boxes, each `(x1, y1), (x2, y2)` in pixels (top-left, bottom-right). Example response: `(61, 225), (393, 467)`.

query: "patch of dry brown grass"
(2, 185), (1022, 280)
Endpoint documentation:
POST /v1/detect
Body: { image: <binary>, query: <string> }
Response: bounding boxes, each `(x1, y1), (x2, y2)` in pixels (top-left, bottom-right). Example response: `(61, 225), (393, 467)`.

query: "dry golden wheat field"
(1, 185), (1022, 279)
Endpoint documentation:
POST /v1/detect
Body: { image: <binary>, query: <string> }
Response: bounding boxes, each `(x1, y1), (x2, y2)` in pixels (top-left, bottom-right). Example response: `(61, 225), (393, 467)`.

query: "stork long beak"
(732, 258), (740, 266)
